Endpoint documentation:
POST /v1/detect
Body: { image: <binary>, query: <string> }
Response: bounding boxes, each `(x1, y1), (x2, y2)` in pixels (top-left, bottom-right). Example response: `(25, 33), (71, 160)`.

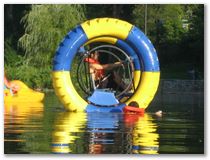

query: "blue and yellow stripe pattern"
(52, 18), (160, 112)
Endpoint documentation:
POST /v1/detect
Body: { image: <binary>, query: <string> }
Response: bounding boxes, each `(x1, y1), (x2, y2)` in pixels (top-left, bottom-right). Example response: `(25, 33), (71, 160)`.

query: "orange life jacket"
(84, 58), (105, 79)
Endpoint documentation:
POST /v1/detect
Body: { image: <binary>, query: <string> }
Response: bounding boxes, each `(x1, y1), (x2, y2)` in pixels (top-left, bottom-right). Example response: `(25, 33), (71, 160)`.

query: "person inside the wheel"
(84, 51), (129, 91)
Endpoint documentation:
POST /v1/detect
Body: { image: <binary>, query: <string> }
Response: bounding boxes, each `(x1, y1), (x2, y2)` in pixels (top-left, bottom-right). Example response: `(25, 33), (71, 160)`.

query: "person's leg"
(105, 73), (120, 91)
(112, 71), (127, 90)
(105, 72), (124, 92)
(98, 78), (108, 89)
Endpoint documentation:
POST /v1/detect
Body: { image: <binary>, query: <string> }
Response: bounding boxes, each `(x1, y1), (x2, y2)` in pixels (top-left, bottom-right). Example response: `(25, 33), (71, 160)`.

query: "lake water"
(4, 91), (204, 154)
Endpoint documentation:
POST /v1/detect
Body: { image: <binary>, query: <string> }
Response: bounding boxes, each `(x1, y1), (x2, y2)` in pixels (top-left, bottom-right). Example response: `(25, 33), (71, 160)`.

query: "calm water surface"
(4, 92), (204, 154)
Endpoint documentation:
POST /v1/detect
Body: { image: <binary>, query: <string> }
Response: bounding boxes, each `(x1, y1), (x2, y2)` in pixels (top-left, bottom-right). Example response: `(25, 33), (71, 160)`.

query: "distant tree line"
(4, 4), (204, 88)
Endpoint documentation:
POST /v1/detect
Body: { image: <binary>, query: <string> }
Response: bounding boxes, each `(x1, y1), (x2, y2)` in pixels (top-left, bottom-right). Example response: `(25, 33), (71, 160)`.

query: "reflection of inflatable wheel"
(52, 18), (160, 111)
(52, 112), (87, 153)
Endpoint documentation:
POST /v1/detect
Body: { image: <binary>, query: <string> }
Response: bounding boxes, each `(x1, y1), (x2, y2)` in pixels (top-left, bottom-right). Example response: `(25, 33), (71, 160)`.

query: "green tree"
(4, 4), (86, 88)
(18, 4), (86, 67)
(4, 4), (30, 52)
(188, 5), (204, 66)
(133, 4), (186, 45)
(179, 4), (204, 77)
(85, 4), (134, 22)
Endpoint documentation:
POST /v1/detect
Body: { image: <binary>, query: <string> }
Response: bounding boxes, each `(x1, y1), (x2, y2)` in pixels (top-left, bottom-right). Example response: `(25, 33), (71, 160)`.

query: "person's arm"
(4, 76), (11, 88)
(91, 61), (123, 70)
(10, 82), (20, 92)
(4, 76), (20, 91)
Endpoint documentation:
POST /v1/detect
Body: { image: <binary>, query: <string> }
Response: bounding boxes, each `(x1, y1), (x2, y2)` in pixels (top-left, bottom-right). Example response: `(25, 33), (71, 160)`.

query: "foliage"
(132, 4), (204, 76)
(5, 4), (86, 88)
(5, 37), (52, 88)
(4, 4), (204, 89)
(4, 38), (23, 66)
(187, 5), (204, 67)
(18, 4), (86, 67)
(133, 4), (186, 44)
(4, 4), (31, 51)
(85, 4), (134, 22)
(5, 62), (52, 89)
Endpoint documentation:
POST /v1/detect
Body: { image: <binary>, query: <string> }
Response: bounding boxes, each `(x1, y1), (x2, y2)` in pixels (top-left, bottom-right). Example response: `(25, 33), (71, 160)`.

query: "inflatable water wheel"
(52, 18), (160, 112)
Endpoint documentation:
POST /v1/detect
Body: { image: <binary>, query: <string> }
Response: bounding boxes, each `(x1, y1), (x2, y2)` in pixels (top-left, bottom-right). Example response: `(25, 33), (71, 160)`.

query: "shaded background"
(4, 4), (204, 89)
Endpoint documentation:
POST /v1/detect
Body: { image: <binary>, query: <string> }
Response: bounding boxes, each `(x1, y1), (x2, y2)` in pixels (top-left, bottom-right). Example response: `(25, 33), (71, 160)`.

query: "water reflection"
(131, 114), (159, 154)
(87, 113), (123, 154)
(4, 102), (44, 136)
(51, 112), (87, 153)
(51, 111), (160, 154)
(87, 112), (160, 154)
(4, 91), (204, 154)
(4, 101), (44, 153)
